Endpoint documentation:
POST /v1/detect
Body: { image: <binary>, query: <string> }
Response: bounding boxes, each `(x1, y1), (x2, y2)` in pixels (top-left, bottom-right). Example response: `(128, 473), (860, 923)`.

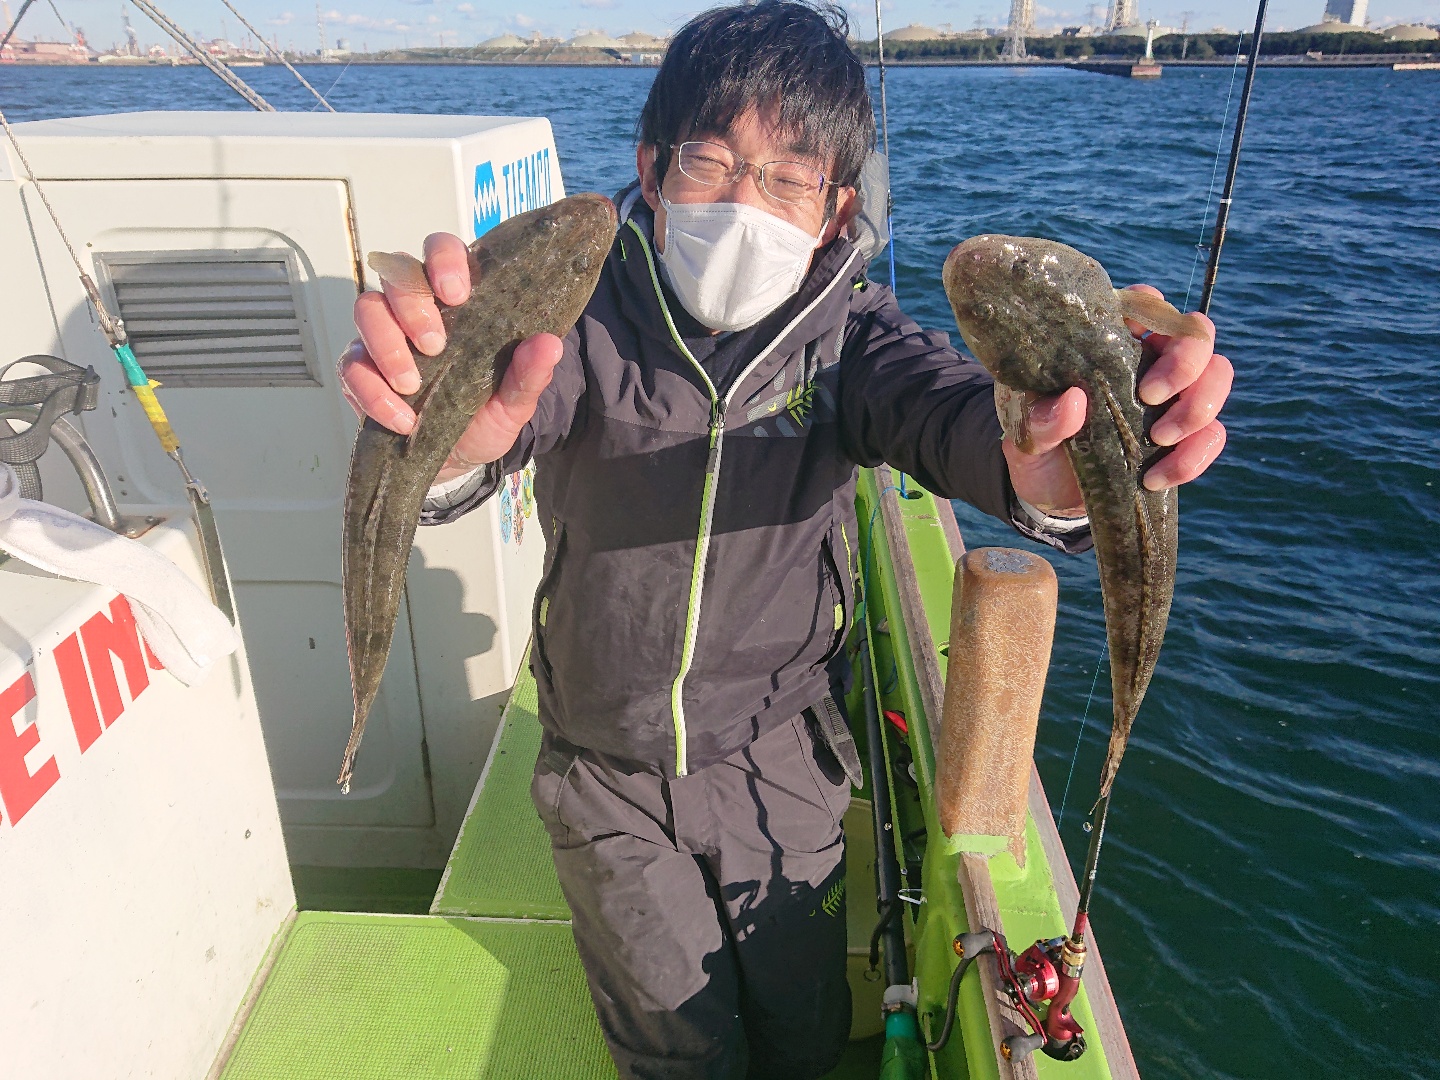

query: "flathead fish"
(340, 194), (617, 791)
(942, 234), (1208, 797)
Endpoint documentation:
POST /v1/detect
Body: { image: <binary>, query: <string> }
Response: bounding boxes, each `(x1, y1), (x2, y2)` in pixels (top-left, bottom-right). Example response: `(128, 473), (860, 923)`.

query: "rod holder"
(936, 548), (1057, 864)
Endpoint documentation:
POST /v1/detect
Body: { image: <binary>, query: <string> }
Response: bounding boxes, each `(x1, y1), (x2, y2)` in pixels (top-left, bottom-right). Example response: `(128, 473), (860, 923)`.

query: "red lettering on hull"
(81, 597), (150, 727)
(0, 673), (59, 826)
(2, 595), (159, 829)
(55, 633), (103, 753)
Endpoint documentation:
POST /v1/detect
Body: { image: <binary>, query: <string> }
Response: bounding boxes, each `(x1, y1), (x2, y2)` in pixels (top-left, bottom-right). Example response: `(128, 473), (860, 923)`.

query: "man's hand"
(1005, 285), (1233, 515)
(338, 231), (566, 483)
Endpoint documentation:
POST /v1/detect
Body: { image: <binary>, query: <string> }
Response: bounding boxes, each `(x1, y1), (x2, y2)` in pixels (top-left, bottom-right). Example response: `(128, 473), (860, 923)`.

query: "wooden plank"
(929, 478), (1142, 1080)
(958, 854), (1040, 1080)
(1028, 771), (1141, 1080)
(934, 494), (966, 559)
(875, 466), (1031, 1080)
(874, 465), (946, 762)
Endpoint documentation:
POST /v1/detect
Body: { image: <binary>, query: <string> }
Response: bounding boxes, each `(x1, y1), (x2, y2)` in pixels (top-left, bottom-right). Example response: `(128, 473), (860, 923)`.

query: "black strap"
(0, 356), (100, 501)
(807, 691), (864, 789)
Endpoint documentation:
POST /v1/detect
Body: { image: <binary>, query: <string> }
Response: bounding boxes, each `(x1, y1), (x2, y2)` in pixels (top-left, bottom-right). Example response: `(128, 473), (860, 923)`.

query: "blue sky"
(18, 0), (1440, 55)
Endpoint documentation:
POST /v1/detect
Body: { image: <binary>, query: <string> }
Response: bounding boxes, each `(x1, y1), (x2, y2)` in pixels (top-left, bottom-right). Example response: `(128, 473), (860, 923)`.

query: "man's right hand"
(339, 231), (565, 483)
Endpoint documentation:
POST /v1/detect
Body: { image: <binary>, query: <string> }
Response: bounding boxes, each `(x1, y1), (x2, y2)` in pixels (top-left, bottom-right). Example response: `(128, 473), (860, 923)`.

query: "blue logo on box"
(474, 161), (502, 238)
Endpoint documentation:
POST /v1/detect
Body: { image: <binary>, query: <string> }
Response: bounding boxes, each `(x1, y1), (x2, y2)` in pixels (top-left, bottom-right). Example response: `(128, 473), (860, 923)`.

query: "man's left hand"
(1005, 285), (1233, 515)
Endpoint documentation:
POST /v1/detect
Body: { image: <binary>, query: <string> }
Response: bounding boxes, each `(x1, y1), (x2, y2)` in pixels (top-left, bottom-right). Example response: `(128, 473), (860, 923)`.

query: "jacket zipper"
(627, 220), (859, 776)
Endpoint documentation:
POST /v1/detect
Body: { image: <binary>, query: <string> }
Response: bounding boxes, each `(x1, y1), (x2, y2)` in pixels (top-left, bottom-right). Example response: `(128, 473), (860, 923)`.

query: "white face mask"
(656, 193), (824, 332)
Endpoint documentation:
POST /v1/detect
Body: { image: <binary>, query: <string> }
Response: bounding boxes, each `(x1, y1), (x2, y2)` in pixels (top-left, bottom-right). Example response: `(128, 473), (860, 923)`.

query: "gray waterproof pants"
(530, 712), (853, 1080)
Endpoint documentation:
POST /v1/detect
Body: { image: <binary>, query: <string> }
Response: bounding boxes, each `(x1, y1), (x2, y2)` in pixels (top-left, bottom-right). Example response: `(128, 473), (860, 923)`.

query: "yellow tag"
(834, 603), (844, 631)
(539, 596), (550, 627)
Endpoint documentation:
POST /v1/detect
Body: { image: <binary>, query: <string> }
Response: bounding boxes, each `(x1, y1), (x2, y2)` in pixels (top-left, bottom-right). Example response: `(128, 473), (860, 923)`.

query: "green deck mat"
(221, 912), (614, 1080)
(432, 667), (570, 919)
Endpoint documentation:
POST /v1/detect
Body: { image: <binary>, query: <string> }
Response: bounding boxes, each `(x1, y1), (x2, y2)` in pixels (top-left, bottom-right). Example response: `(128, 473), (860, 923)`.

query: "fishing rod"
(925, 3), (1270, 1062)
(871, 0), (898, 295)
(1198, 0), (1270, 315)
(1024, 2), (1270, 1058)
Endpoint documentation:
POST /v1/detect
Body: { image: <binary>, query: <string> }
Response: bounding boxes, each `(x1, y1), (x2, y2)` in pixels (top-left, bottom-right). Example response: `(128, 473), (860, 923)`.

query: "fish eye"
(971, 301), (995, 321)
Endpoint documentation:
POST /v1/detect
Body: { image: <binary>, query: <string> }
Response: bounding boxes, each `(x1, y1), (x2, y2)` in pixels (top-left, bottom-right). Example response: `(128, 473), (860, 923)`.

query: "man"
(341, 3), (1232, 1076)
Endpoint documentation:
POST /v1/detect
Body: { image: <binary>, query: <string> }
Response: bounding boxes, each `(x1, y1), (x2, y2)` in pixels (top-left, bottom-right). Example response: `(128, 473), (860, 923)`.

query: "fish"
(942, 234), (1209, 797)
(339, 193), (617, 792)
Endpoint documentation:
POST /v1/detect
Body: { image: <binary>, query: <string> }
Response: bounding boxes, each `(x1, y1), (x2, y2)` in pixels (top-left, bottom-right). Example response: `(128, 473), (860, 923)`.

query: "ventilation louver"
(98, 252), (318, 388)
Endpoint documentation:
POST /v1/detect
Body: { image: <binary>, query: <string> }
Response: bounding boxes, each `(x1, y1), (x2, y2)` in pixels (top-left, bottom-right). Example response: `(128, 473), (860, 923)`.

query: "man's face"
(637, 104), (859, 258)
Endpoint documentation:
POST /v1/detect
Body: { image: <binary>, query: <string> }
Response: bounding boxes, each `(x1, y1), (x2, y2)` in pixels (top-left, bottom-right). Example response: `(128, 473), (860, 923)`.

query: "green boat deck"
(219, 666), (883, 1079)
(218, 674), (611, 1080)
(215, 472), (1129, 1080)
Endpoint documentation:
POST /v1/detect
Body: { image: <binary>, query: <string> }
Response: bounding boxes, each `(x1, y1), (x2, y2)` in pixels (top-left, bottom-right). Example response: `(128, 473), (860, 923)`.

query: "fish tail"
(337, 709), (365, 793)
(1098, 715), (1128, 798)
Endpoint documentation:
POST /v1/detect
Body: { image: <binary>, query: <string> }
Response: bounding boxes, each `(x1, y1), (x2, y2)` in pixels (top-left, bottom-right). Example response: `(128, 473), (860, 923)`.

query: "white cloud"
(267, 11), (295, 25)
(316, 11), (417, 33)
(579, 0), (619, 8)
(513, 12), (537, 25)
(456, 3), (474, 11)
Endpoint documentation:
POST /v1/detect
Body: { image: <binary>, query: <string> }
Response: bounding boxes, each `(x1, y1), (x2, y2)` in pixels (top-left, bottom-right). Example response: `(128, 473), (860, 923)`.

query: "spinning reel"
(925, 929), (1088, 1064)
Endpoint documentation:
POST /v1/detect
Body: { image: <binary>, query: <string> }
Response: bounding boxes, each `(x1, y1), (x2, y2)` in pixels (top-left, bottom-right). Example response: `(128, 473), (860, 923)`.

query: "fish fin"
(367, 250), (432, 296)
(1115, 289), (1209, 340)
(1094, 372), (1145, 469)
(1130, 488), (1158, 703)
(1098, 482), (1162, 799)
(993, 382), (1037, 453)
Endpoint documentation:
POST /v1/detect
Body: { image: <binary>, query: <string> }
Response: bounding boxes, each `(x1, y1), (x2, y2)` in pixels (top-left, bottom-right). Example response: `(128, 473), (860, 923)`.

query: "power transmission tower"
(314, 0), (325, 57)
(1004, 0), (1032, 57)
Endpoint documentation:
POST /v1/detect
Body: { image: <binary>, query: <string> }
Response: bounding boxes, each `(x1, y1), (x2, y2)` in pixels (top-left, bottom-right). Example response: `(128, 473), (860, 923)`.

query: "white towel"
(0, 463), (240, 686)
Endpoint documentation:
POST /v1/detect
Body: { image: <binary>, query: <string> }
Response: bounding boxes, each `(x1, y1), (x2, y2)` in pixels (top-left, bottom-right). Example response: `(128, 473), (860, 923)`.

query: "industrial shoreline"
(12, 53), (1434, 69)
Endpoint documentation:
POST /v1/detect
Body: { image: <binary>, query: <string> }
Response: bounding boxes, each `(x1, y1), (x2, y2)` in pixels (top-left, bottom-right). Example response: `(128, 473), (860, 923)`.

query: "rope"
(0, 104), (124, 341)
(215, 0), (336, 112)
(0, 103), (194, 464)
(0, 0), (38, 51)
(126, 0), (274, 112)
(42, 0), (67, 38)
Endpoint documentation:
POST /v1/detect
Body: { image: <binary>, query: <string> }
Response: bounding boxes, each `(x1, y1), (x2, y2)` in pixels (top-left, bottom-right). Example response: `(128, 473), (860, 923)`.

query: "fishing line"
(317, 60), (353, 104)
(1056, 640), (1107, 829)
(1181, 35), (1246, 311)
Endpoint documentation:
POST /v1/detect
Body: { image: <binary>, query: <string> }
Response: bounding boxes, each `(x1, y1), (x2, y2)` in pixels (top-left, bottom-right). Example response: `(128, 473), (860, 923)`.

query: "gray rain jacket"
(423, 194), (1084, 779)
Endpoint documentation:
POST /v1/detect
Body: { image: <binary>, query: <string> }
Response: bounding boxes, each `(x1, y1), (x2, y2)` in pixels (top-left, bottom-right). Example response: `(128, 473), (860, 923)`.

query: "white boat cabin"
(0, 112), (561, 1078)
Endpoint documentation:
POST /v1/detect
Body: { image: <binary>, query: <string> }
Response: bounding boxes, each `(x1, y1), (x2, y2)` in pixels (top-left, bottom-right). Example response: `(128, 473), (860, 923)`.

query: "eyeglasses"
(669, 141), (832, 207)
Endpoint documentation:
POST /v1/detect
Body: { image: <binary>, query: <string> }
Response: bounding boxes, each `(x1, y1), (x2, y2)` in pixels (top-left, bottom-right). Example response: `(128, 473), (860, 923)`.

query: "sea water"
(5, 61), (1438, 1080)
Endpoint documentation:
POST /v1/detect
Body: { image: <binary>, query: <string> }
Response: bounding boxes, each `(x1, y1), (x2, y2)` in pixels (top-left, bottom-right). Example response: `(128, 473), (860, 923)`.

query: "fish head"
(470, 192), (618, 293)
(943, 234), (1113, 394)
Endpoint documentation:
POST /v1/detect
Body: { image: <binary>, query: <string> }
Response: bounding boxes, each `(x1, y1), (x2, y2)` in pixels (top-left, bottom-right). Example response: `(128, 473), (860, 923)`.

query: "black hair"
(637, 0), (875, 204)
